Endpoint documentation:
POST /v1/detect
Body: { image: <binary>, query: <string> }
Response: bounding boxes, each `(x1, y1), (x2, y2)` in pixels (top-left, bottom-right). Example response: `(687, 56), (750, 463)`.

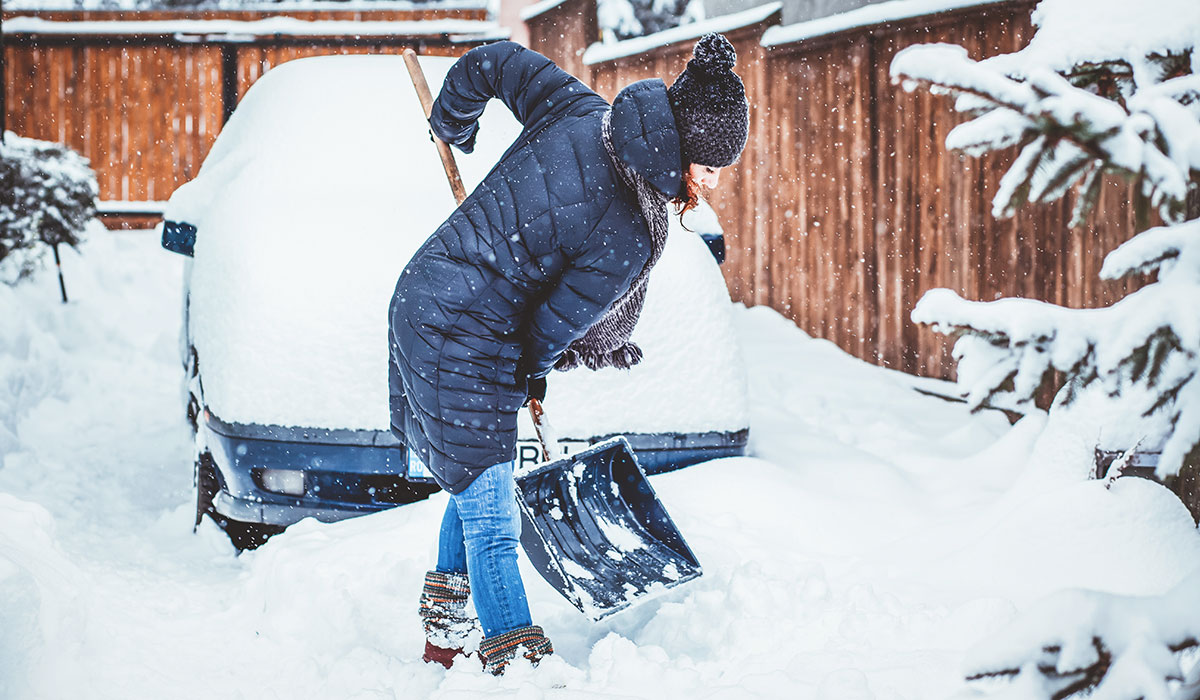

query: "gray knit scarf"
(554, 109), (671, 372)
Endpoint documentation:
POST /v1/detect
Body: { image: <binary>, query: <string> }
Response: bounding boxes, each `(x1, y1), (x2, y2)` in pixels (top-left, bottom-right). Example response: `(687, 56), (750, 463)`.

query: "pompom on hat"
(667, 33), (749, 168)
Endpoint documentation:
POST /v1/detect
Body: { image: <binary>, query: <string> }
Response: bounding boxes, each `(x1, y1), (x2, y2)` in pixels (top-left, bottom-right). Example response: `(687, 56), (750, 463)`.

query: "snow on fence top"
(2, 15), (509, 39)
(581, 2), (781, 65)
(760, 0), (1009, 47)
(95, 201), (167, 214)
(519, 0), (571, 22)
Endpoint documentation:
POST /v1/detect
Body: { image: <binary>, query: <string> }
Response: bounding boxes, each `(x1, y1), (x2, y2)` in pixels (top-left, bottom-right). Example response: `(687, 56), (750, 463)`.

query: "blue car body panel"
(590, 431), (746, 475)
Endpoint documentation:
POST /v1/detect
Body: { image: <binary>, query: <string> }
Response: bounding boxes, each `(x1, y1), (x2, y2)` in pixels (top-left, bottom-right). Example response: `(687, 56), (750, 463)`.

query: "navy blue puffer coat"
(388, 41), (685, 494)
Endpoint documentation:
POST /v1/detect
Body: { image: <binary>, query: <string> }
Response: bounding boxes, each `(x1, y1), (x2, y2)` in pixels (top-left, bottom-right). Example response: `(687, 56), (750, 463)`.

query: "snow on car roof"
(167, 54), (746, 437)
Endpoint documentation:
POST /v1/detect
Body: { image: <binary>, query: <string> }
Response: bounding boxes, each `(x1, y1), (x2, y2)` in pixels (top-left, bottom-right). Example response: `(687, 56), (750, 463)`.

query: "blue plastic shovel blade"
(514, 436), (702, 620)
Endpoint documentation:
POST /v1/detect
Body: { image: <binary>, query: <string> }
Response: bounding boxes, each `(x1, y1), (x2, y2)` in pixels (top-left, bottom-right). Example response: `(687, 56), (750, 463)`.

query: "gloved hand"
(524, 376), (547, 406)
(430, 116), (478, 154)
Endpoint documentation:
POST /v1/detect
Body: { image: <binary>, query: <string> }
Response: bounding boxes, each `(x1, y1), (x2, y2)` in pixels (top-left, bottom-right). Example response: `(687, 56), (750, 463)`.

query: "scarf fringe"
(554, 342), (643, 371)
(554, 108), (667, 373)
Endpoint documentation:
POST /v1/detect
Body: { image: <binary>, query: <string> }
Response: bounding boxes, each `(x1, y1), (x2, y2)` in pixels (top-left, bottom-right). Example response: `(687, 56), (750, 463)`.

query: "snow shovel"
(403, 50), (703, 620)
(517, 400), (702, 619)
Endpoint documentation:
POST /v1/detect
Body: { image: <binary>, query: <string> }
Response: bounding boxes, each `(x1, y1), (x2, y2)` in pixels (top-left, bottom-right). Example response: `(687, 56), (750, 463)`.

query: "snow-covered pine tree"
(0, 133), (97, 283)
(889, 0), (1200, 519)
(597, 0), (704, 42)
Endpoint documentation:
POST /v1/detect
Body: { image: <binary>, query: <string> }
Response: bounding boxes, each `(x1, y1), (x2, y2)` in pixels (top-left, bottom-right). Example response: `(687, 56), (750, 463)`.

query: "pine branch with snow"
(0, 133), (98, 283)
(889, 1), (1200, 482)
(890, 43), (1198, 228)
(954, 573), (1200, 700)
(911, 217), (1200, 479)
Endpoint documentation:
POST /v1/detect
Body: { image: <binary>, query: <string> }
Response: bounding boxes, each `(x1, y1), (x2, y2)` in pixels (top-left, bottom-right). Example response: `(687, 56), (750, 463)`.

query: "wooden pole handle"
(403, 48), (468, 206)
(527, 398), (554, 462)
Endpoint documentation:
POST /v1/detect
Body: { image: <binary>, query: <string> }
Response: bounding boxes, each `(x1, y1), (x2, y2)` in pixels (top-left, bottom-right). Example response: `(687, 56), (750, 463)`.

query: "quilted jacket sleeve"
(520, 218), (647, 379)
(429, 41), (602, 153)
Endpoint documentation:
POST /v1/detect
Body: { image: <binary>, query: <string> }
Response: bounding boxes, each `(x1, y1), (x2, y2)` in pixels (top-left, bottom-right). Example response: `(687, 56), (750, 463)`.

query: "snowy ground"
(2, 230), (1199, 699)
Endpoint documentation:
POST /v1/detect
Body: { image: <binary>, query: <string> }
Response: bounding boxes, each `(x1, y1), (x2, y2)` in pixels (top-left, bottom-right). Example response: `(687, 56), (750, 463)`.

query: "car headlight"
(259, 469), (306, 496)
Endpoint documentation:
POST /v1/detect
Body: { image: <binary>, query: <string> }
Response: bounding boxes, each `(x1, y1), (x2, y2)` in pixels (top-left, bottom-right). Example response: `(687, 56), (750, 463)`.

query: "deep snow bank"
(1, 232), (1198, 699)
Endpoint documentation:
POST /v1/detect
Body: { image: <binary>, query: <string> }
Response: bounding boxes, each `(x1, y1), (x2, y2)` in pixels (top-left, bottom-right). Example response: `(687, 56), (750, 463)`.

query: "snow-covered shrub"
(889, 1), (1200, 483)
(598, 0), (704, 42)
(0, 133), (97, 283)
(956, 573), (1200, 700)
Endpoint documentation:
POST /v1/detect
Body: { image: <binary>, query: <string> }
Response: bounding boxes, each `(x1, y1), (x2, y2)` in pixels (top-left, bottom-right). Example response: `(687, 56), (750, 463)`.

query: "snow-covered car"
(160, 54), (748, 548)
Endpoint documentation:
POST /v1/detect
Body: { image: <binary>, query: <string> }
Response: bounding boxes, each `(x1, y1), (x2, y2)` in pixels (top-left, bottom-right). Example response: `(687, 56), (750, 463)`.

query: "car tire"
(194, 452), (219, 532)
(194, 452), (285, 552)
(221, 519), (286, 552)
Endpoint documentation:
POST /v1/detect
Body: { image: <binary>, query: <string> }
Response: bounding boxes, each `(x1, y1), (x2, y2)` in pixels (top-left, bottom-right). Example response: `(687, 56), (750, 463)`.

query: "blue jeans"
(436, 460), (532, 638)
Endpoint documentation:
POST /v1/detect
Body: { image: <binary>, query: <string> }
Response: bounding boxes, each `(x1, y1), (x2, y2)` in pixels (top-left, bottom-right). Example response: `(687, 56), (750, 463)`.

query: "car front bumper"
(202, 412), (440, 527)
(201, 412), (748, 527)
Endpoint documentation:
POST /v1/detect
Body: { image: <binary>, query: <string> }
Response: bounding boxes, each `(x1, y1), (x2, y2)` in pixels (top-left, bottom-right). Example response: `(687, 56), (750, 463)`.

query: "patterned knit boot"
(418, 570), (479, 668)
(477, 625), (554, 676)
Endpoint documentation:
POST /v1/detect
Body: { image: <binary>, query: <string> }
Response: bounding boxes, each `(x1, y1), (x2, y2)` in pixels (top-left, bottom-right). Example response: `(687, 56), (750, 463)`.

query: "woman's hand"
(524, 376), (547, 406)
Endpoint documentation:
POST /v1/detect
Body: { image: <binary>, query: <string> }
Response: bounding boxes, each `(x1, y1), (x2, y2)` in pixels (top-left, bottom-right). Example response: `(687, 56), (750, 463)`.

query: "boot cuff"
(423, 570), (470, 600)
(478, 625), (554, 675)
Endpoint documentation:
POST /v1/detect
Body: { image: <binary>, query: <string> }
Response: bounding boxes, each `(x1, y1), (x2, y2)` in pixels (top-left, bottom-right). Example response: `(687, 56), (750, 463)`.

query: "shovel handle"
(403, 49), (468, 206)
(527, 398), (560, 463)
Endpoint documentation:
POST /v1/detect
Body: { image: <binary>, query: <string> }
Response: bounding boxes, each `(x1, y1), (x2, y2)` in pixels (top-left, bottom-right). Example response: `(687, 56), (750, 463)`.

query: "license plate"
(516, 440), (590, 472)
(406, 449), (433, 480)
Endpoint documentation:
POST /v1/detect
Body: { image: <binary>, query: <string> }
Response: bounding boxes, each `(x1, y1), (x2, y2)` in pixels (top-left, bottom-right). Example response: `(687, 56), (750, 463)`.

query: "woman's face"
(688, 163), (722, 190)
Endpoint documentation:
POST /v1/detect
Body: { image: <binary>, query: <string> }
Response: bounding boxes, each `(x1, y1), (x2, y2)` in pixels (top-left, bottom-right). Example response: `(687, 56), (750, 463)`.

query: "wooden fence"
(527, 0), (1144, 379)
(3, 7), (493, 226)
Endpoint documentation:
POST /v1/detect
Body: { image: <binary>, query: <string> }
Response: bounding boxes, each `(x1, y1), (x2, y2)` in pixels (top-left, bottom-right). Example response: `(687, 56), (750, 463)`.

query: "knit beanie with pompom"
(666, 33), (749, 168)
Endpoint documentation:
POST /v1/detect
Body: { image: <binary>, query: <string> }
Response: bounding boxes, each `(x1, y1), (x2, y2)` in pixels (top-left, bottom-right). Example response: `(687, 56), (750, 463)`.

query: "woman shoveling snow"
(388, 33), (749, 674)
